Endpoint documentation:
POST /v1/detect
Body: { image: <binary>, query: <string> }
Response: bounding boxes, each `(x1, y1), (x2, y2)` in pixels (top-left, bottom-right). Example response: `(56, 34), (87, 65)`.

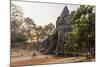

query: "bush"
(11, 33), (27, 42)
(15, 34), (27, 42)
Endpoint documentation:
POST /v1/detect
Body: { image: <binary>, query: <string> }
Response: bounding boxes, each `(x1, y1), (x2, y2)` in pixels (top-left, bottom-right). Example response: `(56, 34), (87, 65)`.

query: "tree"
(64, 5), (95, 56)
(11, 3), (36, 42)
(11, 3), (26, 42)
(44, 23), (55, 36)
(11, 3), (24, 19)
(11, 3), (24, 33)
(33, 23), (55, 50)
(23, 17), (36, 40)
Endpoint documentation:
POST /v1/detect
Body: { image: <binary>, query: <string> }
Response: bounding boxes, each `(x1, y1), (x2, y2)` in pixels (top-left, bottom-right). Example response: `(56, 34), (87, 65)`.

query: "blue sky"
(11, 1), (80, 26)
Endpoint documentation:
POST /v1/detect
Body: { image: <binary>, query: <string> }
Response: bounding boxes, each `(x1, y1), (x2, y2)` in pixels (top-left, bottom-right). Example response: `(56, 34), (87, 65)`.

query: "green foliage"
(11, 3), (24, 18)
(11, 3), (36, 42)
(44, 23), (55, 36)
(15, 34), (27, 42)
(23, 17), (36, 40)
(11, 33), (27, 42)
(11, 3), (56, 44)
(64, 5), (95, 56)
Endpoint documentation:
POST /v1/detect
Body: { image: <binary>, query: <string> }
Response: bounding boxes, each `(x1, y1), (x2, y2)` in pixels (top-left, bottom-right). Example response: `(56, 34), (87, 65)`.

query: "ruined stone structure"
(42, 6), (73, 55)
(55, 6), (72, 55)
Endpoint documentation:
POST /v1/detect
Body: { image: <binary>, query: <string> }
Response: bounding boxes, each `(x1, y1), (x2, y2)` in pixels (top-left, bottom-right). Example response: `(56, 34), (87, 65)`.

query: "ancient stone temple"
(55, 6), (72, 55)
(42, 6), (73, 55)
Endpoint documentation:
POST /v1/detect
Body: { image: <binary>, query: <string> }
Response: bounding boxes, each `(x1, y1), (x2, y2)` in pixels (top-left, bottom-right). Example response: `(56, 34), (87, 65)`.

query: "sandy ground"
(11, 49), (33, 57)
(11, 55), (95, 67)
(11, 49), (95, 67)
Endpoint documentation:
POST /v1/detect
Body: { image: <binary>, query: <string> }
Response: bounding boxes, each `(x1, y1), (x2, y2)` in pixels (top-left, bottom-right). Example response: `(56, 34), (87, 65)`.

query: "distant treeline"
(11, 3), (55, 43)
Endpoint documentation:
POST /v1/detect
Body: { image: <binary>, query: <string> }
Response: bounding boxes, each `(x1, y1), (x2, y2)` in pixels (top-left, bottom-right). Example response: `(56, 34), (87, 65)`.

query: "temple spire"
(61, 6), (70, 17)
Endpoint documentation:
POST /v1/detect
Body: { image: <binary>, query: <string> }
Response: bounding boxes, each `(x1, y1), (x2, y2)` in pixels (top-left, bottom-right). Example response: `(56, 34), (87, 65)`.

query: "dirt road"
(11, 54), (93, 67)
(11, 49), (95, 66)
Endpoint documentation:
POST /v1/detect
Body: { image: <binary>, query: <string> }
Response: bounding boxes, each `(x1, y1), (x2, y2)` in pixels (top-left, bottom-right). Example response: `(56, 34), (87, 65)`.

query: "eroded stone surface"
(43, 6), (73, 55)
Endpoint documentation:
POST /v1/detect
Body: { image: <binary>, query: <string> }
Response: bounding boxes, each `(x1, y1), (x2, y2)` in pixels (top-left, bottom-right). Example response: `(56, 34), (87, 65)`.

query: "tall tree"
(44, 23), (55, 36)
(11, 3), (25, 42)
(11, 3), (24, 18)
(65, 5), (95, 56)
(23, 17), (36, 40)
(11, 3), (24, 33)
(11, 3), (36, 42)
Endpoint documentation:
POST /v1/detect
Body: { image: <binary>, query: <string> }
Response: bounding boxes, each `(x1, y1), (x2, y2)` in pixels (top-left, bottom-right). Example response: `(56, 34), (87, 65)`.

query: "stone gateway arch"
(42, 6), (74, 55)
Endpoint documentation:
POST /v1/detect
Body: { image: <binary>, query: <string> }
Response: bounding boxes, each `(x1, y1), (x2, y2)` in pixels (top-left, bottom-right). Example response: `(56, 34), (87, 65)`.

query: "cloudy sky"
(11, 1), (80, 26)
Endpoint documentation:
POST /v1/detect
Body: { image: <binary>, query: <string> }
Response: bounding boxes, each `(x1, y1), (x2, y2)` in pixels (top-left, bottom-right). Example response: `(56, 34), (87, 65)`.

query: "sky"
(11, 1), (80, 26)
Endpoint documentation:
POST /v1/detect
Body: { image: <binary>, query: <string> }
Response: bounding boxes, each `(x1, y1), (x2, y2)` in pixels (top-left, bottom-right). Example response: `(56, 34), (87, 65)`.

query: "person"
(32, 50), (36, 56)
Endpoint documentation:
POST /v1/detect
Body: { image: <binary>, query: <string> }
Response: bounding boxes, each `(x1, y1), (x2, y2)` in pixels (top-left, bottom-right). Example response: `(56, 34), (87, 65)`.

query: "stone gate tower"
(55, 6), (72, 55)
(43, 6), (73, 55)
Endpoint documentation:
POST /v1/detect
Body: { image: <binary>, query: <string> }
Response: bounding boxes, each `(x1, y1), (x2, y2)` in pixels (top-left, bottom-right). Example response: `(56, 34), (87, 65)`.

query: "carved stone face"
(61, 6), (70, 17)
(56, 6), (71, 28)
(64, 16), (71, 25)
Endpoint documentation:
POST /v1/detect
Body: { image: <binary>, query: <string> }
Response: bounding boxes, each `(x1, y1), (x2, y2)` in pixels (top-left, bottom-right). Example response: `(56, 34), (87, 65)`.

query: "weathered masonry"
(43, 6), (74, 55)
